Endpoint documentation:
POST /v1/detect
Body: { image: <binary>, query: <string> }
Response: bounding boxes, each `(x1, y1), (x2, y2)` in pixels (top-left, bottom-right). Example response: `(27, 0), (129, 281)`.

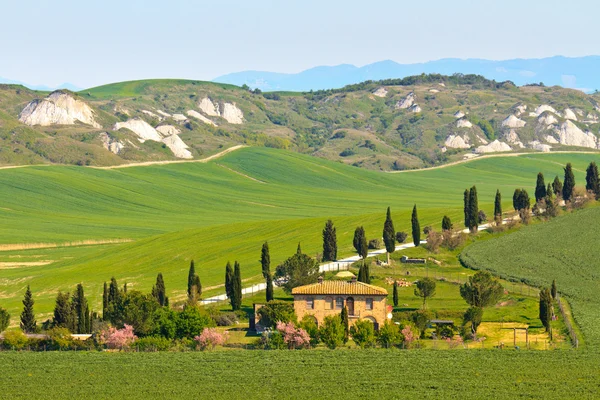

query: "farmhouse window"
(366, 298), (373, 310)
(306, 297), (314, 309)
(325, 297), (333, 310)
(335, 297), (344, 310)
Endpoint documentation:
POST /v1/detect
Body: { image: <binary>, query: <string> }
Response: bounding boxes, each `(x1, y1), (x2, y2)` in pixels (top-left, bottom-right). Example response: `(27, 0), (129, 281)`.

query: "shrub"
(276, 321), (311, 349)
(401, 324), (418, 348)
(377, 320), (401, 348)
(395, 232), (408, 243)
(98, 324), (137, 349)
(478, 210), (487, 223)
(298, 315), (319, 346)
(349, 320), (375, 348)
(423, 226), (433, 235)
(257, 301), (297, 328)
(47, 327), (73, 350)
(425, 231), (443, 253)
(410, 310), (432, 338)
(175, 306), (215, 339)
(258, 330), (285, 350)
(134, 336), (172, 352)
(368, 239), (381, 249)
(2, 329), (29, 350)
(339, 149), (356, 157)
(194, 327), (229, 350)
(0, 307), (9, 333)
(319, 315), (345, 349)
(441, 230), (467, 250)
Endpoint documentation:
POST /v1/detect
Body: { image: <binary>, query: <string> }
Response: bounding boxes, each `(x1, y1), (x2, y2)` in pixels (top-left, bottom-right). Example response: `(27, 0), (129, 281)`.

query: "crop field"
(461, 207), (600, 346)
(0, 350), (598, 399)
(1, 147), (600, 321)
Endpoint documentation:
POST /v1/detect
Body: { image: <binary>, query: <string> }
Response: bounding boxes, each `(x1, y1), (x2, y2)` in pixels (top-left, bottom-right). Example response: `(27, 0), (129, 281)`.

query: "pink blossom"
(275, 321), (311, 349)
(98, 324), (137, 349)
(194, 328), (229, 350)
(401, 325), (415, 345)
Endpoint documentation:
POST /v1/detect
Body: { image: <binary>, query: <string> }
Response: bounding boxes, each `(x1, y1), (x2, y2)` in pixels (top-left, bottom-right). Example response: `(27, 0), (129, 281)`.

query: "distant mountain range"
(213, 56), (600, 93)
(0, 77), (81, 92)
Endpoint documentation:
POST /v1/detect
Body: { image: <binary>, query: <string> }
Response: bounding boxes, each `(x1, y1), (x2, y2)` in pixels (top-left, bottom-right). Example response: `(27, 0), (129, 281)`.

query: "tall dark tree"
(106, 277), (122, 324)
(340, 306), (349, 344)
(563, 163), (575, 201)
(468, 186), (479, 232)
(192, 275), (202, 299)
(231, 261), (242, 311)
(585, 162), (600, 199)
(494, 189), (502, 224)
(261, 242), (271, 279)
(53, 291), (72, 329)
(539, 287), (553, 333)
(84, 304), (91, 334)
(552, 176), (563, 197)
(441, 215), (452, 231)
(463, 189), (470, 228)
(535, 172), (547, 202)
(322, 220), (338, 262)
(266, 273), (274, 302)
(187, 260), (196, 298)
(513, 189), (530, 211)
(353, 226), (368, 259)
(224, 262), (234, 300)
(357, 261), (370, 284)
(20, 285), (36, 333)
(72, 284), (88, 334)
(393, 281), (399, 307)
(102, 282), (108, 320)
(296, 242), (302, 255)
(411, 205), (421, 247)
(551, 279), (557, 300)
(152, 273), (167, 306)
(383, 207), (396, 264)
(0, 308), (9, 333)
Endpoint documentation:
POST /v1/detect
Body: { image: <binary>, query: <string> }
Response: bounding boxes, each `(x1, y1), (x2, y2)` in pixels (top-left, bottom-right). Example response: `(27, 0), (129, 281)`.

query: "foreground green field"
(462, 207), (600, 346)
(1, 147), (600, 320)
(0, 351), (597, 399)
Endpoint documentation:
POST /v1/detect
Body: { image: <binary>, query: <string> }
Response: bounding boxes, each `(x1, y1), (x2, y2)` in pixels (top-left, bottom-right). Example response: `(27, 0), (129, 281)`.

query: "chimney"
(318, 276), (323, 284)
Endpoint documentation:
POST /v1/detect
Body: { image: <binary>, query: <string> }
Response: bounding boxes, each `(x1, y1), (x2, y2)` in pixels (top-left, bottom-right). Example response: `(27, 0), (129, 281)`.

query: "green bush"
(258, 330), (285, 350)
(349, 320), (375, 348)
(2, 330), (29, 350)
(319, 315), (344, 349)
(47, 327), (74, 350)
(339, 149), (355, 157)
(135, 336), (173, 352)
(175, 306), (215, 339)
(298, 315), (319, 346)
(257, 301), (297, 328)
(377, 320), (402, 348)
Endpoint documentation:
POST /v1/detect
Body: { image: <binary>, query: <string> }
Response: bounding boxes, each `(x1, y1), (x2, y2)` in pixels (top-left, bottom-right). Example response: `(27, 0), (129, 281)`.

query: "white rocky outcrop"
(429, 89), (440, 93)
(161, 134), (192, 159)
(172, 114), (188, 122)
(555, 120), (598, 149)
(502, 115), (526, 128)
(475, 140), (512, 154)
(456, 118), (472, 128)
(19, 91), (101, 128)
(396, 92), (415, 109)
(538, 112), (558, 126)
(221, 103), (244, 124)
(142, 110), (161, 120)
(99, 132), (125, 154)
(545, 135), (559, 144)
(157, 110), (172, 118)
(444, 135), (470, 149)
(409, 104), (422, 113)
(533, 105), (558, 116)
(529, 141), (552, 152)
(585, 113), (599, 123)
(563, 108), (578, 121)
(199, 97), (220, 116)
(503, 129), (522, 144)
(372, 87), (388, 97)
(454, 110), (465, 119)
(476, 135), (488, 145)
(513, 104), (527, 116)
(156, 125), (181, 136)
(186, 110), (217, 126)
(113, 118), (163, 142)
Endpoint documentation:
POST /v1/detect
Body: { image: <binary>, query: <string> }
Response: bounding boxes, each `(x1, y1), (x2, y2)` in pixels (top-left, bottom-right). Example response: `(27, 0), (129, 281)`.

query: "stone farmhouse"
(292, 277), (389, 329)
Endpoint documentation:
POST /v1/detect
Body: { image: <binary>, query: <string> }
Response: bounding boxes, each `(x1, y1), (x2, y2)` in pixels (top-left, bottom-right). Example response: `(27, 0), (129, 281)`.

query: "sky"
(2, 0), (600, 89)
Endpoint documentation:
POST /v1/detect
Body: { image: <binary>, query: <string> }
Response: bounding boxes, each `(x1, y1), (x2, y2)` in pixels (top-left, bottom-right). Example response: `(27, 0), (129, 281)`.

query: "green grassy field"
(0, 350), (597, 399)
(461, 207), (600, 346)
(1, 147), (600, 322)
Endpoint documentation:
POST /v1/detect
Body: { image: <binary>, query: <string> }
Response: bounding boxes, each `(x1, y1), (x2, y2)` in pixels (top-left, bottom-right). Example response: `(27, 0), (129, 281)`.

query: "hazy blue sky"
(2, 0), (599, 88)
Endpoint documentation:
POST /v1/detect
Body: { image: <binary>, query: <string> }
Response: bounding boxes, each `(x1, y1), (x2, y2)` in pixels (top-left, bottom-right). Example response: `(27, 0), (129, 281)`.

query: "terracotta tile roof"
(292, 280), (387, 296)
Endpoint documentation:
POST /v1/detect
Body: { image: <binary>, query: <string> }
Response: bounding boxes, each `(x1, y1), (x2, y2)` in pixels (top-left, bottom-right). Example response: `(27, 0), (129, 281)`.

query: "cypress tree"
(585, 162), (600, 199)
(123, 283), (127, 294)
(296, 242), (302, 255)
(393, 281), (399, 307)
(494, 189), (502, 224)
(411, 205), (421, 246)
(552, 176), (563, 197)
(73, 284), (88, 334)
(353, 226), (368, 259)
(225, 262), (234, 300)
(551, 280), (557, 300)
(152, 273), (167, 306)
(340, 306), (349, 344)
(53, 291), (72, 329)
(468, 186), (479, 232)
(231, 261), (242, 311)
(106, 277), (122, 323)
(193, 275), (202, 299)
(84, 304), (91, 334)
(261, 242), (271, 279)
(441, 215), (452, 231)
(266, 273), (274, 302)
(563, 163), (575, 201)
(20, 285), (37, 333)
(357, 263), (365, 283)
(322, 220), (338, 262)
(463, 189), (470, 228)
(383, 207), (396, 264)
(102, 282), (108, 320)
(539, 288), (553, 333)
(365, 262), (371, 284)
(535, 172), (546, 202)
(513, 188), (521, 211)
(187, 260), (196, 298)
(546, 183), (553, 199)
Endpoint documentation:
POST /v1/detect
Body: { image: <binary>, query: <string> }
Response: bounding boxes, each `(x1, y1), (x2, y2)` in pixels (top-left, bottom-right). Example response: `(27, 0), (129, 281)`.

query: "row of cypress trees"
(225, 261), (242, 311)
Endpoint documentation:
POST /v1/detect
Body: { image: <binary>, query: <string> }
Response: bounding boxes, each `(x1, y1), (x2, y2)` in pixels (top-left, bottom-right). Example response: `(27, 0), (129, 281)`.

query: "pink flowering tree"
(276, 321), (311, 349)
(98, 324), (137, 349)
(401, 325), (416, 349)
(194, 328), (229, 350)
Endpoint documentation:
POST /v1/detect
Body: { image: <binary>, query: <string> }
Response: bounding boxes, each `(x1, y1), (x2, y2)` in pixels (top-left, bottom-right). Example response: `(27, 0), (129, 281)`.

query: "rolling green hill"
(2, 74), (600, 170)
(0, 147), (599, 322)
